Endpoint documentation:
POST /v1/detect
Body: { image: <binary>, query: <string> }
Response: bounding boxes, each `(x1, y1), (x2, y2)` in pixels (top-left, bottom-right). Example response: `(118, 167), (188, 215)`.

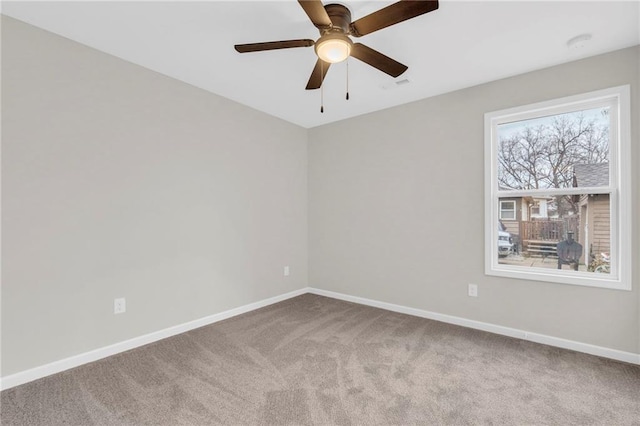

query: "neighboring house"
(498, 196), (521, 237)
(573, 163), (610, 263)
(498, 195), (554, 239)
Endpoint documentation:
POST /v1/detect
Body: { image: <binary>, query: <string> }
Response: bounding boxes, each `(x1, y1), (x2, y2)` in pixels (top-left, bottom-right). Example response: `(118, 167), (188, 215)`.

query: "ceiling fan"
(234, 0), (439, 90)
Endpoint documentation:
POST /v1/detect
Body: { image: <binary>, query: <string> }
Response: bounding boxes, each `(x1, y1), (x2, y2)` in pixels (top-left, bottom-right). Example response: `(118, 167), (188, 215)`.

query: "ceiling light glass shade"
(315, 34), (353, 63)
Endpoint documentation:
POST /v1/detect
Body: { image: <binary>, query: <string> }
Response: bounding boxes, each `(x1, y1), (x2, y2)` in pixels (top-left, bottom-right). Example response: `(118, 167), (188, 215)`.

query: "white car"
(498, 222), (514, 257)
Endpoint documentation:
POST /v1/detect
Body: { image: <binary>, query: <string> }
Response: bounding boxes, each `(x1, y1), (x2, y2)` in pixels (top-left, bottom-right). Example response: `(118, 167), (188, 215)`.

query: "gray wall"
(1, 17), (308, 376)
(308, 46), (639, 354)
(2, 15), (639, 380)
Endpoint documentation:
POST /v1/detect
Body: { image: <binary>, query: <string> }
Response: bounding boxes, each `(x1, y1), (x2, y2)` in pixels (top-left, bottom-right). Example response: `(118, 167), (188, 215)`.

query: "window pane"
(497, 107), (610, 190)
(497, 193), (611, 275)
(500, 210), (515, 220)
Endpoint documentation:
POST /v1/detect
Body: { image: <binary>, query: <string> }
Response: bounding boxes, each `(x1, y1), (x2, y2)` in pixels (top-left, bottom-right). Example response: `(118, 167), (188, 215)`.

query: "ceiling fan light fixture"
(315, 33), (353, 63)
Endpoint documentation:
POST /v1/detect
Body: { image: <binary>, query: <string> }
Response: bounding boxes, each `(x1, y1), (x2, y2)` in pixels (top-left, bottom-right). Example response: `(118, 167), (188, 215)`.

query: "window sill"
(486, 263), (630, 291)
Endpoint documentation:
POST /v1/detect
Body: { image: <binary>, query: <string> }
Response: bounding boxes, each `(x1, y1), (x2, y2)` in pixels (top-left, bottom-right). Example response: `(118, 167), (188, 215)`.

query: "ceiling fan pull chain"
(320, 61), (325, 113)
(346, 59), (350, 101)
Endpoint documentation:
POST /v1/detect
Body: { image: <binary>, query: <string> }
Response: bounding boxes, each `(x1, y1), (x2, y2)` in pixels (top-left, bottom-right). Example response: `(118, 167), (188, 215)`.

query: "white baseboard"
(0, 288), (310, 391)
(307, 288), (640, 365)
(3, 286), (638, 391)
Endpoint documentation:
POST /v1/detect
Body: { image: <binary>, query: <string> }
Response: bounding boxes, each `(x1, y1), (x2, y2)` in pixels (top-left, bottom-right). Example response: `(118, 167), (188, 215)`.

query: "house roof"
(573, 163), (609, 187)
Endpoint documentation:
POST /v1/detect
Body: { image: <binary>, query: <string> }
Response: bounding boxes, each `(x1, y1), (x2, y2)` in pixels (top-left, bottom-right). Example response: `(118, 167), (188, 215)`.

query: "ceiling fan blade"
(306, 59), (331, 90)
(350, 0), (439, 37)
(350, 43), (408, 77)
(298, 0), (333, 29)
(234, 39), (315, 53)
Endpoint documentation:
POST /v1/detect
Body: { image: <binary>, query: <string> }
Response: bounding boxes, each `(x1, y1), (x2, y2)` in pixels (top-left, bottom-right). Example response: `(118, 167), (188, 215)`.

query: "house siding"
(579, 194), (611, 264)
(589, 195), (611, 255)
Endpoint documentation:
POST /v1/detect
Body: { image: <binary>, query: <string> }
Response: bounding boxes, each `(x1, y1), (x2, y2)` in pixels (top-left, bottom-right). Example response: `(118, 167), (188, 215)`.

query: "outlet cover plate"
(114, 297), (126, 314)
(468, 284), (478, 297)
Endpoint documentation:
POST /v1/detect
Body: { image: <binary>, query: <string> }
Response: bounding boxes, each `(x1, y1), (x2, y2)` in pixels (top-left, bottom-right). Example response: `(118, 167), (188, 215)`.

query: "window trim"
(484, 85), (631, 290)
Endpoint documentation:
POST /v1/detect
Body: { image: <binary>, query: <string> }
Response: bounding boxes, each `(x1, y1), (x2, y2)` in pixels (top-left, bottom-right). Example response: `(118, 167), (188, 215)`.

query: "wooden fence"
(519, 217), (579, 242)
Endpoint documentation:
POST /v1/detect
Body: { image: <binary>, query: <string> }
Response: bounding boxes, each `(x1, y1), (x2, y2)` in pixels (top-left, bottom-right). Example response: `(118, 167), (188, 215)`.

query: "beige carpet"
(1, 294), (639, 425)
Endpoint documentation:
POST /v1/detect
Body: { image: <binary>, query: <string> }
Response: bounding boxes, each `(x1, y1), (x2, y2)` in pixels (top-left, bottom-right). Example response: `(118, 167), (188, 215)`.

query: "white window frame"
(484, 85), (631, 290)
(499, 200), (516, 220)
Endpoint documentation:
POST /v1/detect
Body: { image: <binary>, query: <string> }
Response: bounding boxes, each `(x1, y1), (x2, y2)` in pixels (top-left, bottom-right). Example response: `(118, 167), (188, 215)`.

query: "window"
(530, 203), (540, 216)
(499, 201), (516, 220)
(485, 86), (631, 290)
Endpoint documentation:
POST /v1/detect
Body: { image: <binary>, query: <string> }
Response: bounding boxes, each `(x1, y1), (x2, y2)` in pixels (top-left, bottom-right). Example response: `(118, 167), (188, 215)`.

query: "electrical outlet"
(468, 284), (478, 297)
(114, 297), (126, 314)
(284, 266), (290, 276)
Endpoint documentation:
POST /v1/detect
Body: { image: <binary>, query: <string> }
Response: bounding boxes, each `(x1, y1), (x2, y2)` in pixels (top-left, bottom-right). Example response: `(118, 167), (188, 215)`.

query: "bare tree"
(498, 111), (609, 191)
(497, 110), (609, 216)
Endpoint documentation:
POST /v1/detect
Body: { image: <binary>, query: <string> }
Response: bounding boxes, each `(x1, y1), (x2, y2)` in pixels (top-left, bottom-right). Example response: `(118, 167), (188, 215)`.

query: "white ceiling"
(2, 1), (639, 128)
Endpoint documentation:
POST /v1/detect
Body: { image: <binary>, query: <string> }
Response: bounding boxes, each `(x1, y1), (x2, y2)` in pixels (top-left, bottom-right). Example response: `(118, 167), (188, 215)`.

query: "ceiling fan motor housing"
(323, 4), (352, 34)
